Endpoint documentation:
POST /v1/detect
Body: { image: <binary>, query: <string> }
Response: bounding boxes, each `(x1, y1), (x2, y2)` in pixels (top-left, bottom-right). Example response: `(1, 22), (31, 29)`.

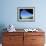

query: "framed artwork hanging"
(17, 7), (35, 22)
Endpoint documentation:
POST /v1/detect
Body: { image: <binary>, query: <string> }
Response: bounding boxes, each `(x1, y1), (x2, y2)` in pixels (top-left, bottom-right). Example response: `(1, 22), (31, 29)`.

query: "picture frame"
(17, 7), (35, 22)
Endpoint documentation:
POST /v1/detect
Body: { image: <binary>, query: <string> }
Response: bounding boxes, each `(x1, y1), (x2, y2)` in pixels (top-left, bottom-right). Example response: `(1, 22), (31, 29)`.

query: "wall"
(0, 0), (46, 30)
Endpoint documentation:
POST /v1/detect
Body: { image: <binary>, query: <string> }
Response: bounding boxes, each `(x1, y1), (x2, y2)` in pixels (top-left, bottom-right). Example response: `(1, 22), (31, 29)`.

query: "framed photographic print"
(17, 7), (35, 22)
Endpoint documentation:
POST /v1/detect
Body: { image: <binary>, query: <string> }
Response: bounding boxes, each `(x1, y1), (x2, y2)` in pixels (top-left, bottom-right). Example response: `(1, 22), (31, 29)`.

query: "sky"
(21, 10), (33, 19)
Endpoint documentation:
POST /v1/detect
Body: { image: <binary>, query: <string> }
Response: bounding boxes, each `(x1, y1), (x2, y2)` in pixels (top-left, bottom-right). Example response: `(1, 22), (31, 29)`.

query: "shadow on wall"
(0, 24), (7, 43)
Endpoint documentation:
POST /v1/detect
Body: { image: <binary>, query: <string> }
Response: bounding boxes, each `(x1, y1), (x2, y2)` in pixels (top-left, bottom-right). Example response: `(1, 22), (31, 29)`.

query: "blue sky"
(21, 10), (33, 18)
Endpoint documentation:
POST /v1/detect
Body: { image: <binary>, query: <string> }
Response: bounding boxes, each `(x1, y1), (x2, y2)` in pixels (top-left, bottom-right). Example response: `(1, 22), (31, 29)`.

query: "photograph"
(17, 7), (35, 22)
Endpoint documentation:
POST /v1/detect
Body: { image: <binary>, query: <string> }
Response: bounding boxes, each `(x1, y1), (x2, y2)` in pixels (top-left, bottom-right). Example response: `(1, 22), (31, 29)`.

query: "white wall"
(0, 0), (46, 30)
